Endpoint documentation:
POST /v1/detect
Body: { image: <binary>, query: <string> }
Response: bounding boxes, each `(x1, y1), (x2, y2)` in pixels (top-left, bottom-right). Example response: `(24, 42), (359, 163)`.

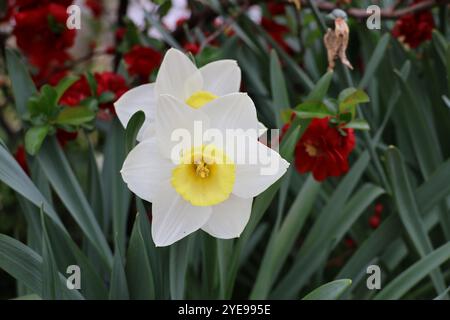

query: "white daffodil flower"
(114, 48), (242, 141)
(115, 48), (289, 246)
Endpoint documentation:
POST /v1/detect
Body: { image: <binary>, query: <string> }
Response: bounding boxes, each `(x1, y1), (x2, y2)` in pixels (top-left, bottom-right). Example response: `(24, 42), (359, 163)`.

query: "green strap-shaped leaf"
(250, 175), (321, 299)
(41, 211), (62, 300)
(272, 152), (371, 299)
(337, 158), (450, 291)
(126, 213), (156, 300)
(109, 238), (129, 300)
(0, 144), (61, 227)
(37, 138), (112, 269)
(375, 242), (450, 299)
(0, 234), (83, 300)
(169, 236), (193, 299)
(386, 146), (447, 295)
(0, 145), (108, 299)
(5, 48), (37, 116)
(125, 110), (145, 153)
(102, 119), (131, 255)
(358, 34), (390, 89)
(270, 50), (290, 127)
(87, 138), (105, 229)
(306, 71), (334, 101)
(302, 279), (352, 300)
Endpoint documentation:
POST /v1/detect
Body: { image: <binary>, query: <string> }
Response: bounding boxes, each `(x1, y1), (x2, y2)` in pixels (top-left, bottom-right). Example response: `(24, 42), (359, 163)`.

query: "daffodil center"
(171, 145), (235, 206)
(305, 143), (318, 157)
(195, 160), (210, 178)
(185, 91), (218, 109)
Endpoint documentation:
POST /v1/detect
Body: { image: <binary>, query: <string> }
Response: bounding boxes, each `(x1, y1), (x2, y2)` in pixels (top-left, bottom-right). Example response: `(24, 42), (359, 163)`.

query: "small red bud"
(369, 215), (381, 229)
(184, 43), (200, 55)
(344, 237), (356, 249)
(374, 203), (384, 216)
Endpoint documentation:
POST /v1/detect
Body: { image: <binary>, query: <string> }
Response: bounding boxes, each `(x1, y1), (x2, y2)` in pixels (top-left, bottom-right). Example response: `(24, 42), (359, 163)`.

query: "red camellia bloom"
(124, 45), (162, 81)
(56, 71), (128, 144)
(14, 3), (76, 56)
(95, 72), (128, 115)
(60, 72), (128, 116)
(294, 117), (356, 181)
(13, 2), (76, 83)
(392, 1), (435, 48)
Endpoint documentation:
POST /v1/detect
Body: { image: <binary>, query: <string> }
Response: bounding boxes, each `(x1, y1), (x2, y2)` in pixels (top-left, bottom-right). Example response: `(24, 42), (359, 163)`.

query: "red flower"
(85, 0), (102, 17)
(14, 3), (75, 55)
(56, 129), (78, 147)
(31, 51), (72, 85)
(60, 72), (128, 116)
(392, 1), (434, 48)
(183, 42), (200, 55)
(13, 3), (76, 83)
(14, 145), (29, 175)
(261, 17), (293, 55)
(95, 72), (128, 115)
(294, 117), (355, 181)
(13, 0), (73, 11)
(267, 2), (286, 16)
(124, 45), (162, 81)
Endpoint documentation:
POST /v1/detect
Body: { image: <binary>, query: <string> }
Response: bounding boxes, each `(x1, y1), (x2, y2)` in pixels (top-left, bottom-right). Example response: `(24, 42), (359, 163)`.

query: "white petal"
(233, 139), (290, 198)
(114, 83), (156, 139)
(202, 195), (253, 239)
(137, 122), (155, 141)
(201, 93), (258, 133)
(120, 137), (174, 203)
(152, 182), (212, 246)
(199, 60), (241, 96)
(258, 121), (267, 137)
(155, 48), (203, 101)
(155, 94), (210, 161)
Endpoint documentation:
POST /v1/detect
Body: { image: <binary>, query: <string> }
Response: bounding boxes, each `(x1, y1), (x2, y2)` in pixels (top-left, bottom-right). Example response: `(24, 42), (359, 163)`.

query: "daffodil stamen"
(305, 143), (318, 157)
(195, 161), (210, 178)
(171, 145), (235, 207)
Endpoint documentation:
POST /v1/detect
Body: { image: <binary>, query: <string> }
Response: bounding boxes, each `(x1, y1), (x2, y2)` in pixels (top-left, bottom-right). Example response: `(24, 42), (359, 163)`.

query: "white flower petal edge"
(155, 94), (210, 161)
(201, 93), (258, 134)
(233, 138), (290, 199)
(120, 137), (175, 203)
(202, 195), (253, 239)
(114, 83), (156, 141)
(258, 121), (268, 137)
(199, 60), (241, 96)
(155, 48), (203, 101)
(152, 181), (212, 247)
